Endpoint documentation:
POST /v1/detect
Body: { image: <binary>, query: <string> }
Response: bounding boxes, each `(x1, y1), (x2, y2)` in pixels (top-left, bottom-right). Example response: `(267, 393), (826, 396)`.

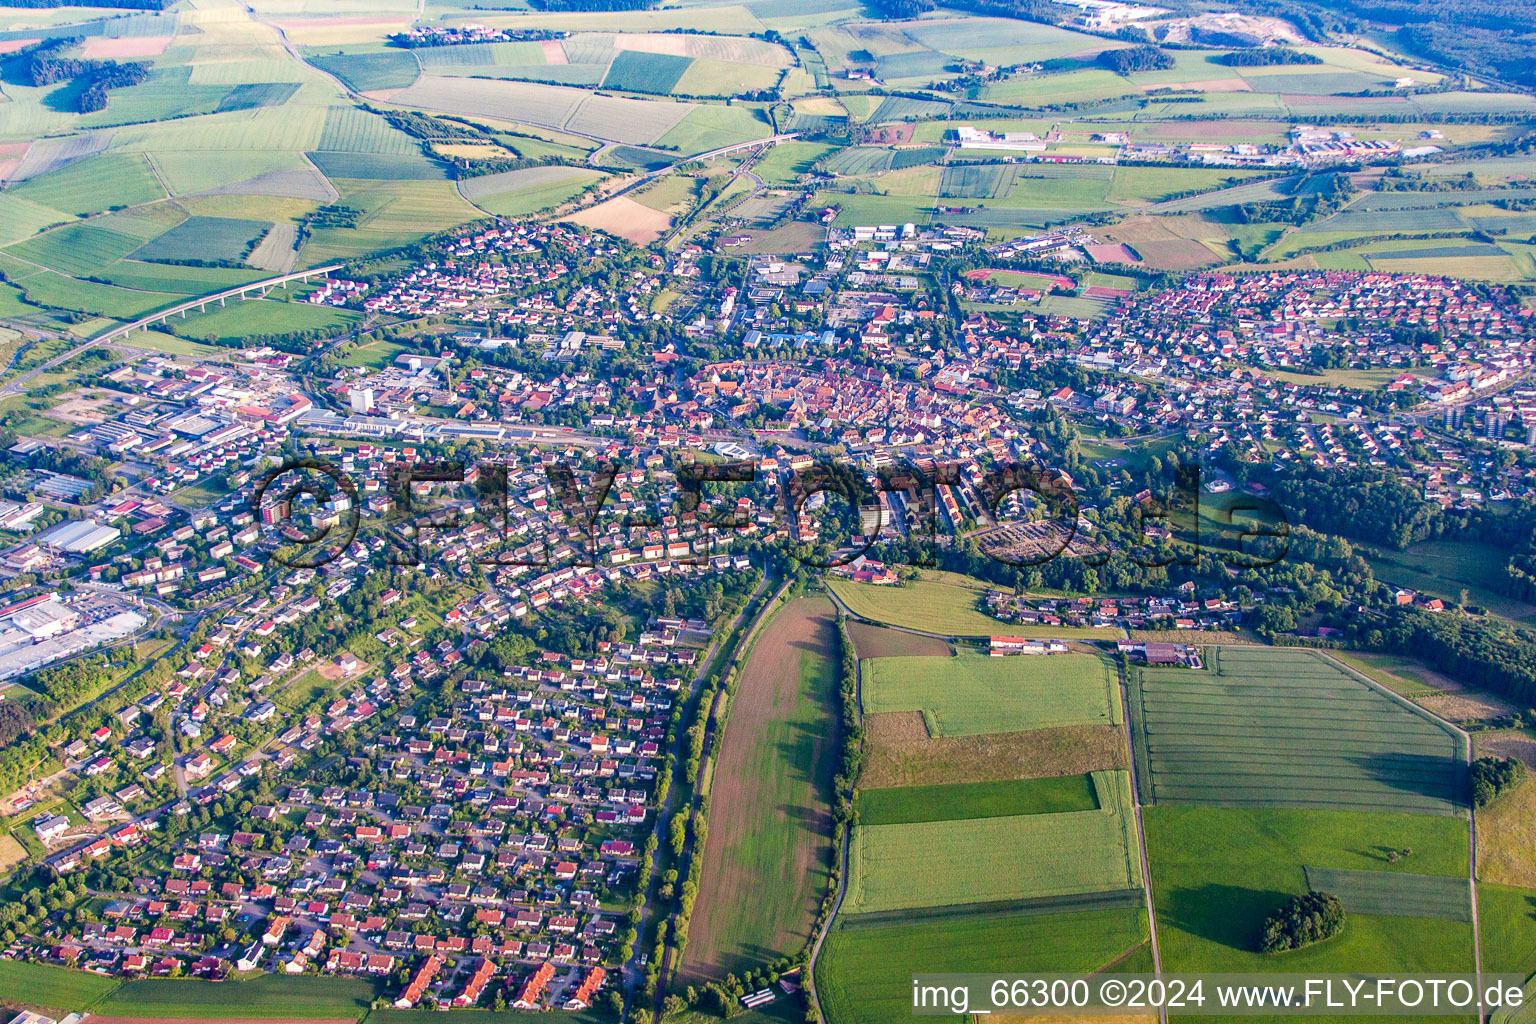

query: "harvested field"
(1415, 691), (1517, 722)
(861, 652), (1116, 736)
(845, 771), (1140, 913)
(80, 35), (172, 58)
(561, 195), (671, 244)
(386, 76), (585, 130)
(1135, 238), (1223, 270)
(862, 715), (1128, 790)
(845, 621), (950, 659)
(1128, 646), (1465, 815)
(681, 596), (839, 983)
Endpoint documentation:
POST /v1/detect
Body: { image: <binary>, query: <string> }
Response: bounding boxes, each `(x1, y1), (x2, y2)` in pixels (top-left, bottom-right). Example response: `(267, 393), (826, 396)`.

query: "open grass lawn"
(1128, 646), (1465, 816)
(817, 907), (1148, 1024)
(1361, 538), (1536, 624)
(1144, 805), (1474, 978)
(855, 772), (1099, 824)
(679, 596), (839, 984)
(829, 577), (1116, 638)
(338, 336), (411, 370)
(99, 973), (381, 1017)
(0, 959), (121, 1012)
(846, 771), (1139, 913)
(862, 651), (1115, 736)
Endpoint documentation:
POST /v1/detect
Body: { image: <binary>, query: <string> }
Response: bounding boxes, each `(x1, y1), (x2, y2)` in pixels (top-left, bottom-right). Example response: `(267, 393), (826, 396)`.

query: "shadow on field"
(1346, 752), (1464, 805)
(1166, 883), (1292, 952)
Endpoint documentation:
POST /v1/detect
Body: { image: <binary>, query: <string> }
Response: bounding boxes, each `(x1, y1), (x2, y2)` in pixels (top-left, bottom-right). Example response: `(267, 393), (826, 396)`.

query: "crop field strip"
(860, 651), (1118, 736)
(844, 771), (1141, 913)
(1128, 646), (1464, 816)
(1303, 866), (1471, 921)
(855, 773), (1100, 824)
(817, 907), (1150, 1024)
(835, 887), (1145, 930)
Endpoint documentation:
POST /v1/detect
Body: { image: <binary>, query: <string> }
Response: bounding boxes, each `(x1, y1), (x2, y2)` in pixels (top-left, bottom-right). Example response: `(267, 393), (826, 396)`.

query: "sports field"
(845, 771), (1140, 913)
(862, 651), (1116, 736)
(1128, 646), (1465, 815)
(680, 596), (839, 983)
(855, 773), (1099, 824)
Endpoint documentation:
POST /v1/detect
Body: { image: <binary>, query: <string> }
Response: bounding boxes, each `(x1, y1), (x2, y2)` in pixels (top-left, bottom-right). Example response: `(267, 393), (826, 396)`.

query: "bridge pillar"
(220, 297), (225, 307)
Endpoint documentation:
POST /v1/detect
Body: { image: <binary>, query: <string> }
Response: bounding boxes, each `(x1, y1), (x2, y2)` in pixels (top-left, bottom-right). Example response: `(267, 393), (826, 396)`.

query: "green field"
(1477, 883), (1536, 977)
(1303, 866), (1471, 921)
(846, 771), (1139, 913)
(601, 49), (694, 93)
(1144, 805), (1474, 976)
(829, 577), (1117, 638)
(855, 773), (1099, 824)
(129, 216), (271, 264)
(862, 651), (1115, 736)
(817, 907), (1149, 1024)
(0, 959), (121, 1011)
(1128, 645), (1465, 815)
(163, 298), (361, 343)
(10, 153), (166, 217)
(97, 974), (380, 1018)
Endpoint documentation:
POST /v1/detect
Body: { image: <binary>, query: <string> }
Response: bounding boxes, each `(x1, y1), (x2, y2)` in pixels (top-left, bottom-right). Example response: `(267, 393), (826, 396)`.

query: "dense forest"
(1217, 47), (1322, 65)
(21, 37), (151, 113)
(1097, 44), (1176, 73)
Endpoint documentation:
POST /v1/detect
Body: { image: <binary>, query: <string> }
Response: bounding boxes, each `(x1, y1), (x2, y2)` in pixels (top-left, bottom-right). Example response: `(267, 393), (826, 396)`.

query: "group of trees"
(1218, 47), (1323, 65)
(1470, 756), (1527, 807)
(1097, 44), (1176, 73)
(1259, 891), (1346, 952)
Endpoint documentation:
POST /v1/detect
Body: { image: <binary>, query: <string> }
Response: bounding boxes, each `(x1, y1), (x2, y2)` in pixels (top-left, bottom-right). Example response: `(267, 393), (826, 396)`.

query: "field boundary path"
(806, 599), (860, 1019)
(1115, 656), (1166, 1024)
